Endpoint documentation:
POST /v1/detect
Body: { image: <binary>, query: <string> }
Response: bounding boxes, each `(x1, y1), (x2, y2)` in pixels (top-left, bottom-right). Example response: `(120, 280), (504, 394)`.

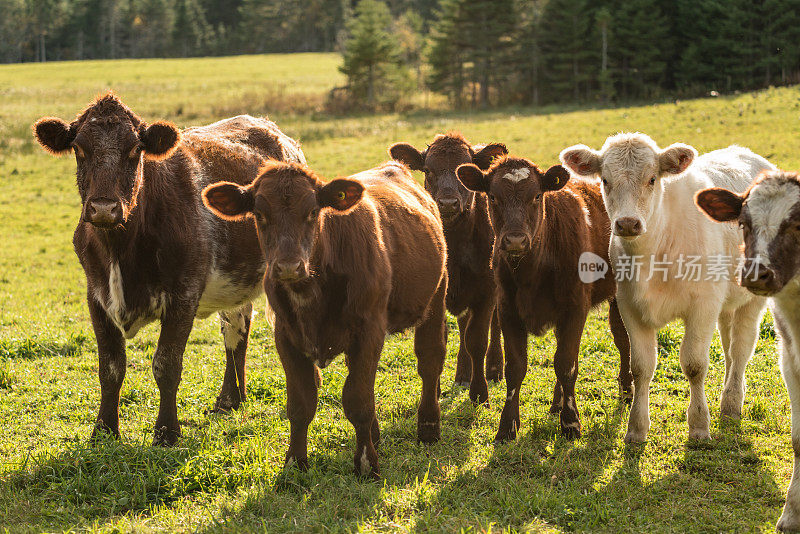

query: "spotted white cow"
(696, 170), (800, 532)
(560, 133), (772, 443)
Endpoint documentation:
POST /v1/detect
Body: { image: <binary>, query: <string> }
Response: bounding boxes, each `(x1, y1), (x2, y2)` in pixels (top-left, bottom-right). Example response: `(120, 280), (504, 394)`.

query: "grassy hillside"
(0, 54), (797, 532)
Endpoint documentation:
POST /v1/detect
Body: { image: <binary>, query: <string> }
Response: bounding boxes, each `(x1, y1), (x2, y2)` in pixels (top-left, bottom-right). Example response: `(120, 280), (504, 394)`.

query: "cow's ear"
(456, 163), (490, 192)
(318, 179), (364, 211)
(694, 187), (744, 222)
(541, 165), (570, 192)
(389, 143), (426, 170)
(140, 121), (181, 160)
(202, 182), (254, 221)
(560, 145), (601, 176)
(659, 143), (696, 175)
(33, 117), (76, 155)
(472, 143), (508, 170)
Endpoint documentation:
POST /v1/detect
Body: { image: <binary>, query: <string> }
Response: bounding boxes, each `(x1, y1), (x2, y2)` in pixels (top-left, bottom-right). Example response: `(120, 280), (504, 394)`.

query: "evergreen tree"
(172, 0), (212, 57)
(339, 0), (412, 110)
(538, 0), (597, 102)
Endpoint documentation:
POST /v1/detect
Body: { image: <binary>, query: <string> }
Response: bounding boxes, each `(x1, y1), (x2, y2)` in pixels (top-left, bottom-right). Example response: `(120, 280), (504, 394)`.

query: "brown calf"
(33, 93), (305, 445)
(457, 156), (632, 440)
(202, 161), (448, 478)
(390, 133), (505, 404)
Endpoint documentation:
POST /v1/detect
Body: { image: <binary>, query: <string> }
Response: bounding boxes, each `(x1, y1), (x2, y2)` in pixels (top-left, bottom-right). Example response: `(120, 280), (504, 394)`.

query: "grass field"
(1, 53), (799, 533)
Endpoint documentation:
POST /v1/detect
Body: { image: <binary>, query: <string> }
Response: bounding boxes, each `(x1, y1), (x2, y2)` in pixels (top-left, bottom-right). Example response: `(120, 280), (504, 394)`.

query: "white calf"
(560, 133), (772, 443)
(696, 170), (800, 532)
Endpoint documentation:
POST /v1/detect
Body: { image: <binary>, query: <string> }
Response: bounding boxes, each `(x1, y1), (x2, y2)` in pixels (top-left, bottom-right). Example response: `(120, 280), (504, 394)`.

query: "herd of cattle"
(30, 92), (800, 530)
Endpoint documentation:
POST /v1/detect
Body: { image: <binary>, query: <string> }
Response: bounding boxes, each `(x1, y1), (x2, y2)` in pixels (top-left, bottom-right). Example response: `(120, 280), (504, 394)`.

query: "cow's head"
(560, 133), (696, 240)
(202, 162), (363, 284)
(456, 156), (570, 258)
(390, 133), (507, 222)
(696, 170), (800, 296)
(33, 93), (180, 229)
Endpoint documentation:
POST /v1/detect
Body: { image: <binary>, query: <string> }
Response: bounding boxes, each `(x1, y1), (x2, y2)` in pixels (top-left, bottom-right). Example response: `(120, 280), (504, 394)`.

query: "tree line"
(4, 0), (800, 110)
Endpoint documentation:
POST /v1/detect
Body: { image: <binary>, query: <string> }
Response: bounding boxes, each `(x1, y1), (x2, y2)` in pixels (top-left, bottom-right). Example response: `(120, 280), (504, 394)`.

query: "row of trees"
(341, 0), (800, 109)
(0, 0), (440, 63)
(4, 0), (800, 110)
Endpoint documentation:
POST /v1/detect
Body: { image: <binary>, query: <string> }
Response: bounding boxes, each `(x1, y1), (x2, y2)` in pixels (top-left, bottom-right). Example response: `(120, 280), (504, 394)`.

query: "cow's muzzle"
(500, 232), (530, 257)
(271, 260), (308, 283)
(613, 217), (644, 238)
(85, 199), (123, 228)
(740, 260), (782, 296)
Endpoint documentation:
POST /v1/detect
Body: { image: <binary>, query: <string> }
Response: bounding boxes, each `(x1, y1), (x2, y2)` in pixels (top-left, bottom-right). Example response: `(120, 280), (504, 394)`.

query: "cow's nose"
(741, 260), (778, 294)
(502, 232), (530, 255)
(87, 200), (122, 227)
(614, 217), (644, 237)
(437, 197), (460, 214)
(274, 260), (306, 282)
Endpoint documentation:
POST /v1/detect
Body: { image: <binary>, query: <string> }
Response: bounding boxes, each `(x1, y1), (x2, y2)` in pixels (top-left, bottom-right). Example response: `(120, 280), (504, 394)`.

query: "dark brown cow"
(389, 133), (505, 404)
(33, 93), (305, 445)
(202, 161), (448, 478)
(456, 156), (632, 440)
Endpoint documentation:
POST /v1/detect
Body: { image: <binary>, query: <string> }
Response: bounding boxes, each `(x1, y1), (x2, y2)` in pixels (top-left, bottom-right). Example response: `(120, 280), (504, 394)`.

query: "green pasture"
(1, 53), (798, 532)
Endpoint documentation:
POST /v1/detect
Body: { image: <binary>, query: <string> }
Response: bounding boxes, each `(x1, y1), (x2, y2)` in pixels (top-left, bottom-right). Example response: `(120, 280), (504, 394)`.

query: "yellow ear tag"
(555, 177), (559, 185)
(337, 191), (346, 201)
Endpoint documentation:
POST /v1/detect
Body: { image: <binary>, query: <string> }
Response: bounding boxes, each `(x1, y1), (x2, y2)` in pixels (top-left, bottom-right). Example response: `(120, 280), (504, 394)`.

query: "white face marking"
(503, 168), (530, 183)
(747, 180), (800, 267)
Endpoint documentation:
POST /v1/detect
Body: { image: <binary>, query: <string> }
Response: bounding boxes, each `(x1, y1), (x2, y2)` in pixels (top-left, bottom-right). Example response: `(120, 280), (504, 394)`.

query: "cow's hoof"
(548, 404), (562, 415)
(778, 507), (800, 532)
(560, 423), (582, 440)
(354, 447), (380, 479)
(90, 423), (120, 443)
(152, 426), (180, 446)
(624, 429), (648, 444)
(688, 428), (712, 441)
(207, 399), (241, 415)
(284, 454), (309, 471)
(720, 405), (742, 422)
(417, 420), (440, 443)
(486, 367), (503, 382)
(469, 384), (489, 407)
(493, 422), (519, 443)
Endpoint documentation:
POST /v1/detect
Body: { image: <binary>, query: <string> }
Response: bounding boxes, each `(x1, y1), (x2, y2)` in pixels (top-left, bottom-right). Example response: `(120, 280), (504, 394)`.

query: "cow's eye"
(254, 212), (268, 224)
(534, 193), (542, 202)
(601, 178), (608, 186)
(648, 176), (656, 186)
(128, 145), (142, 159)
(308, 208), (320, 221)
(488, 193), (496, 203)
(73, 144), (86, 159)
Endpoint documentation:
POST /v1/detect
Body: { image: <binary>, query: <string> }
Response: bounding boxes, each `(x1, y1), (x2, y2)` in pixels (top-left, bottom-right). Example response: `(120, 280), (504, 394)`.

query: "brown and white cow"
(202, 161), (448, 478)
(456, 156), (632, 440)
(389, 133), (505, 404)
(696, 170), (800, 532)
(33, 93), (305, 445)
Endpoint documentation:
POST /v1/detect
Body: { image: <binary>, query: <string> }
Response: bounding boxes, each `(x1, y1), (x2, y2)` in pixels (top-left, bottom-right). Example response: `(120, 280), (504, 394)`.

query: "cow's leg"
(415, 278), (447, 444)
(495, 299), (528, 442)
(343, 326), (383, 478)
(276, 326), (318, 471)
(778, 343), (800, 532)
(454, 312), (471, 387)
(720, 298), (764, 420)
(717, 309), (733, 380)
(680, 313), (716, 441)
(88, 296), (126, 440)
(465, 299), (492, 405)
(619, 298), (658, 444)
(151, 304), (196, 446)
(485, 305), (504, 382)
(212, 304), (252, 413)
(549, 379), (564, 415)
(554, 312), (587, 440)
(609, 298), (633, 402)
